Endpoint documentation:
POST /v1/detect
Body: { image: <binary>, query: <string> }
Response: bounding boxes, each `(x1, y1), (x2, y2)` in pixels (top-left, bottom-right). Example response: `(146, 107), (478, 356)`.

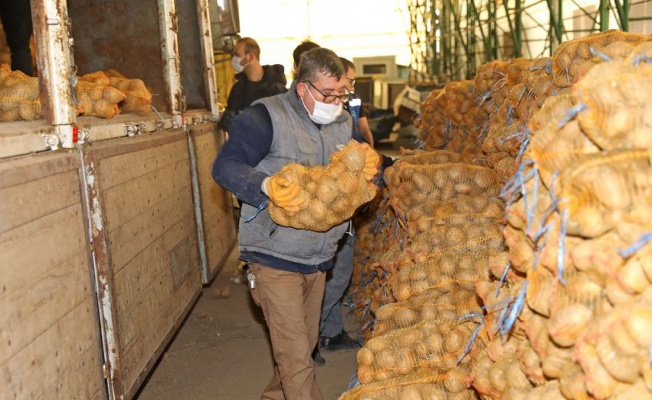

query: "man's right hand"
(263, 175), (304, 212)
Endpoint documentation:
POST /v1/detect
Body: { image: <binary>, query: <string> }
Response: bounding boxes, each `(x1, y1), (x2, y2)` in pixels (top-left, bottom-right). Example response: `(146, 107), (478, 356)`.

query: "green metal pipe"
(599, 0), (609, 31)
(515, 0), (523, 57)
(612, 0), (629, 31)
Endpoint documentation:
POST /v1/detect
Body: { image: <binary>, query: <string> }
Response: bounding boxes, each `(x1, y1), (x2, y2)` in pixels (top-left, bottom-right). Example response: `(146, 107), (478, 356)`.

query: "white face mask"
(231, 56), (246, 73)
(303, 85), (343, 125)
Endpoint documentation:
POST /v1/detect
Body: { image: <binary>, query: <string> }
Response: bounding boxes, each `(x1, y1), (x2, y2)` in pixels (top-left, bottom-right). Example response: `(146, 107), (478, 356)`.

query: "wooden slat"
(0, 205), (86, 300)
(0, 120), (56, 160)
(98, 139), (188, 191)
(1, 301), (104, 399)
(102, 158), (191, 232)
(108, 189), (193, 272)
(114, 214), (200, 395)
(191, 126), (236, 280)
(0, 170), (81, 233)
(0, 251), (90, 361)
(84, 130), (184, 162)
(0, 151), (78, 190)
(114, 212), (197, 348)
(120, 260), (200, 397)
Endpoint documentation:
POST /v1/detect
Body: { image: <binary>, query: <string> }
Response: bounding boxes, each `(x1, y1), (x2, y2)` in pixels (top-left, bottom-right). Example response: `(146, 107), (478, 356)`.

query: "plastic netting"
(106, 69), (153, 115)
(0, 65), (40, 121)
(373, 287), (482, 336)
(386, 162), (500, 215)
(356, 319), (482, 384)
(340, 366), (477, 400)
(268, 140), (378, 231)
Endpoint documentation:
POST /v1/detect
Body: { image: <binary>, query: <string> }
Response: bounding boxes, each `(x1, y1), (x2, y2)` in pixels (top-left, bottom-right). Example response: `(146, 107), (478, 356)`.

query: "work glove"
(361, 143), (380, 182)
(262, 174), (304, 213)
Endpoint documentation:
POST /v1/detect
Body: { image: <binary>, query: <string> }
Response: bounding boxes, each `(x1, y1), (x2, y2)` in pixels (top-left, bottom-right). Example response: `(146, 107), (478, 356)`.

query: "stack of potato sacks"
(342, 149), (507, 399)
(343, 30), (652, 399)
(0, 67), (151, 121)
(486, 40), (652, 399)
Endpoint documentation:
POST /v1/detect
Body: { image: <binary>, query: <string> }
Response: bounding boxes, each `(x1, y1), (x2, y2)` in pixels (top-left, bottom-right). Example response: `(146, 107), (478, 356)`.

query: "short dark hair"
(297, 47), (344, 83)
(340, 57), (355, 73)
(237, 37), (260, 60)
(293, 40), (320, 68)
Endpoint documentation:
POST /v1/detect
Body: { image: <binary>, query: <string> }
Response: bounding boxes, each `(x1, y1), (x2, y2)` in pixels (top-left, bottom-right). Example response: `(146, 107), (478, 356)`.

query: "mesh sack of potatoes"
(473, 60), (510, 109)
(373, 286), (482, 336)
(391, 248), (501, 302)
(339, 366), (476, 400)
(471, 349), (535, 399)
(384, 150), (463, 199)
(268, 140), (378, 231)
(441, 80), (484, 128)
(105, 69), (152, 115)
(571, 287), (652, 399)
(407, 194), (505, 238)
(386, 162), (500, 215)
(551, 30), (652, 87)
(76, 71), (126, 118)
(356, 319), (480, 384)
(405, 220), (505, 262)
(573, 48), (652, 151)
(0, 65), (40, 121)
(551, 150), (652, 239)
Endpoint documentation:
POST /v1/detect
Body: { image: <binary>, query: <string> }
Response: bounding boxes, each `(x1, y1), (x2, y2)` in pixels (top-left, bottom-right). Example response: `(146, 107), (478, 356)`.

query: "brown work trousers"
(248, 263), (326, 400)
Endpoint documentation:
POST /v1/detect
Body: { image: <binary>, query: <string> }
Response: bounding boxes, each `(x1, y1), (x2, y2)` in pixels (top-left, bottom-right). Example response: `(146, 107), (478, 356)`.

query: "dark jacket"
(219, 64), (288, 131)
(212, 80), (353, 273)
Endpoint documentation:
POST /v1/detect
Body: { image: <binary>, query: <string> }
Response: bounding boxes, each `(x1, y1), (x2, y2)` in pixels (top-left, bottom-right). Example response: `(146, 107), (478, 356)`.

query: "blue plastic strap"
(557, 103), (586, 129)
(496, 262), (511, 297)
(589, 46), (612, 62)
(244, 202), (268, 223)
(618, 232), (652, 258)
(498, 282), (528, 337)
(348, 374), (361, 390)
(557, 208), (569, 285)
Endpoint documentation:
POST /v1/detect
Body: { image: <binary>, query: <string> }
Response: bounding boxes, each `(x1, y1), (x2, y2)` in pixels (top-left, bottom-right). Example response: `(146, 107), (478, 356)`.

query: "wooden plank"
(108, 189), (193, 272)
(1, 300), (104, 399)
(120, 261), (200, 397)
(0, 121), (56, 159)
(84, 130), (184, 162)
(191, 128), (236, 280)
(102, 158), (191, 233)
(113, 212), (198, 350)
(0, 205), (87, 300)
(0, 170), (81, 233)
(98, 139), (188, 191)
(0, 251), (90, 361)
(0, 151), (78, 190)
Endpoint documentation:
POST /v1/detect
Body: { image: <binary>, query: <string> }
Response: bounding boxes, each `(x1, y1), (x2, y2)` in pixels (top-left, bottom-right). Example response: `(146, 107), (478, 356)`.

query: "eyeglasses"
(347, 78), (356, 86)
(304, 81), (349, 104)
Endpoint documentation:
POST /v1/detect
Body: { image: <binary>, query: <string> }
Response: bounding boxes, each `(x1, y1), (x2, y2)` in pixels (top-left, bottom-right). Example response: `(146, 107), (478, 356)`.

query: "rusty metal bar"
(158, 0), (184, 127)
(30, 0), (77, 148)
(195, 0), (220, 118)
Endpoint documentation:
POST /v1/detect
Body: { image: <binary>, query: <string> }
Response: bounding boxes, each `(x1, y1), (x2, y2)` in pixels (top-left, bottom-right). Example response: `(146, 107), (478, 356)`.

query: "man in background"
(219, 37), (287, 132)
(292, 40), (320, 78)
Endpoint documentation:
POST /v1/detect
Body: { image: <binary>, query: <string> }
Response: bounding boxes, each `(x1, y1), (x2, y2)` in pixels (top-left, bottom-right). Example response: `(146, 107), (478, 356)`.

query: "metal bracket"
(125, 124), (145, 137)
(77, 130), (89, 144)
(43, 134), (60, 151)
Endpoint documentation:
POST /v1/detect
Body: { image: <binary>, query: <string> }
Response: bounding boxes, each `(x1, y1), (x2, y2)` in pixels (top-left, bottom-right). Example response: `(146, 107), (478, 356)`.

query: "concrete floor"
(134, 253), (361, 400)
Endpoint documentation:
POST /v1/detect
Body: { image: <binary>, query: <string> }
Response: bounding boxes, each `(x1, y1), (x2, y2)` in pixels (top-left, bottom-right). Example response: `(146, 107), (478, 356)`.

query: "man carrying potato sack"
(212, 47), (380, 400)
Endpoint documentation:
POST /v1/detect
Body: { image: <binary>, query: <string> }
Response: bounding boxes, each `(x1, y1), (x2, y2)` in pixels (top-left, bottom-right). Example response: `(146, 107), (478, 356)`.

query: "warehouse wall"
(236, 0), (411, 84)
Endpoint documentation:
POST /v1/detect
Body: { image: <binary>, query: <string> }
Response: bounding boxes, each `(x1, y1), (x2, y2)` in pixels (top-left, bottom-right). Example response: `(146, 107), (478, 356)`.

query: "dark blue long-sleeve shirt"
(212, 103), (273, 208)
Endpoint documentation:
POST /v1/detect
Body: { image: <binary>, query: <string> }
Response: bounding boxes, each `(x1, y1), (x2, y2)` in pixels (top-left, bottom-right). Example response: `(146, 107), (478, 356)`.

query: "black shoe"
(319, 330), (360, 352)
(312, 348), (325, 366)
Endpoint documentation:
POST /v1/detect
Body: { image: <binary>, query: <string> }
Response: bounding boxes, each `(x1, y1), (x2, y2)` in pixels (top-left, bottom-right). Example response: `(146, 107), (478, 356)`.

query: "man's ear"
(296, 81), (306, 97)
